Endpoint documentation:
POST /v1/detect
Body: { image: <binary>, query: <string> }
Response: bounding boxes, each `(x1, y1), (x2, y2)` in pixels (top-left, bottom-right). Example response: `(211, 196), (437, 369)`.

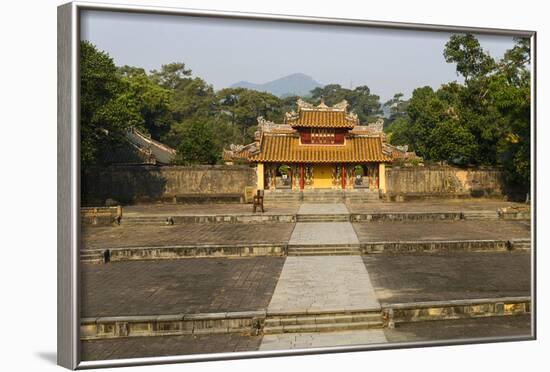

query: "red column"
(300, 164), (305, 190)
(341, 164), (346, 189)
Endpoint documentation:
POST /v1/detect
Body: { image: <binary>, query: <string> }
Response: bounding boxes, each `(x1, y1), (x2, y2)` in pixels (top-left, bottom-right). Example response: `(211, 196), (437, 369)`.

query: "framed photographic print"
(57, 1), (536, 369)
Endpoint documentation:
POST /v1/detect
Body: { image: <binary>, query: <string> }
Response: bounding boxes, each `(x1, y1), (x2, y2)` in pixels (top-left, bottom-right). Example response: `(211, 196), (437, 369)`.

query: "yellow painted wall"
(256, 163), (264, 190)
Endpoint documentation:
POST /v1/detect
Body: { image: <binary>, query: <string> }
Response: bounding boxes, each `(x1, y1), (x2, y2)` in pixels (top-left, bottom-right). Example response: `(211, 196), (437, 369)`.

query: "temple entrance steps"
(263, 309), (383, 334)
(262, 189), (382, 203)
(296, 214), (350, 222)
(462, 210), (500, 220)
(263, 190), (302, 203)
(302, 190), (345, 203)
(287, 244), (361, 256)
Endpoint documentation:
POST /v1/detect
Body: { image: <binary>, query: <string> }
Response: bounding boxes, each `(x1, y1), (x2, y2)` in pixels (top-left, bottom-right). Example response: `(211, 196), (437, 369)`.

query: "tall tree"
(80, 41), (137, 167)
(117, 66), (173, 141)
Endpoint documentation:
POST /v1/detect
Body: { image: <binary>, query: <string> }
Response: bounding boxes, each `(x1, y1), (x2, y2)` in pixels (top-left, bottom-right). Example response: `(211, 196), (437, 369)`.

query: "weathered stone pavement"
(82, 333), (262, 361)
(363, 251), (531, 304)
(267, 256), (380, 313)
(289, 222), (359, 245)
(123, 202), (300, 216)
(260, 329), (387, 350)
(297, 203), (350, 215)
(353, 220), (530, 243)
(81, 257), (285, 317)
(82, 223), (294, 250)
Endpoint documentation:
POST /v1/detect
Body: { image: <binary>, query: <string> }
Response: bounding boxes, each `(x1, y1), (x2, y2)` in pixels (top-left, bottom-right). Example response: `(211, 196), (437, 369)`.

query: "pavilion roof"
(249, 134), (391, 163)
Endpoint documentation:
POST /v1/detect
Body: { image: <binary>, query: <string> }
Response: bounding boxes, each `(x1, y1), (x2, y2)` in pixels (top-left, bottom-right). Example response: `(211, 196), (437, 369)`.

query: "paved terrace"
(363, 251), (531, 304)
(81, 257), (285, 317)
(347, 199), (528, 213)
(81, 219), (529, 251)
(122, 203), (300, 216)
(353, 220), (530, 243)
(81, 223), (294, 250)
(119, 199), (527, 216)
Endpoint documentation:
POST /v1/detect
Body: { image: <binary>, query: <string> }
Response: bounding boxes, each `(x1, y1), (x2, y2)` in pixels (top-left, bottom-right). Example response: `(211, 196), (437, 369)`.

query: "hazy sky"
(81, 10), (517, 102)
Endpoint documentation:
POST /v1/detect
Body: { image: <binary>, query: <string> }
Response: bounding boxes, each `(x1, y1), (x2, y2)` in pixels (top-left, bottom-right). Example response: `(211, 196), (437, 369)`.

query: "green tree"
(384, 93), (409, 127)
(444, 34), (496, 81)
(80, 41), (137, 167)
(174, 121), (220, 165)
(216, 88), (282, 143)
(118, 66), (173, 140)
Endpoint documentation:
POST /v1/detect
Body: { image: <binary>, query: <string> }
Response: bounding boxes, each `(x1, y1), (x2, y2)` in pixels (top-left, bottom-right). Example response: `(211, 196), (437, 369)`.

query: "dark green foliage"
(310, 84), (383, 122)
(386, 35), (530, 192)
(80, 41), (137, 167)
(174, 121), (219, 165)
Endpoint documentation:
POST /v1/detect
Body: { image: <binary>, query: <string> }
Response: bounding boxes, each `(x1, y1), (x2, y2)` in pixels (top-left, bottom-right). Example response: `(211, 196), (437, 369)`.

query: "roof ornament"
(296, 98), (314, 110)
(366, 118), (384, 133)
(332, 100), (349, 111)
(317, 97), (329, 109)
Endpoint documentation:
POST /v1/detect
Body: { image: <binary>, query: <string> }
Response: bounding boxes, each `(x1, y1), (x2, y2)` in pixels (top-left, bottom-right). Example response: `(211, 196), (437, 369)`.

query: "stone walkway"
(260, 329), (387, 350)
(297, 203), (350, 215)
(289, 222), (359, 245)
(266, 256), (380, 314)
(263, 204), (382, 349)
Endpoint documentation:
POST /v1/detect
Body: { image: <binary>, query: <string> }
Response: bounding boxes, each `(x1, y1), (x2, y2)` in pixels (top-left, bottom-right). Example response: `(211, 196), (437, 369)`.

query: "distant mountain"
(230, 73), (322, 97)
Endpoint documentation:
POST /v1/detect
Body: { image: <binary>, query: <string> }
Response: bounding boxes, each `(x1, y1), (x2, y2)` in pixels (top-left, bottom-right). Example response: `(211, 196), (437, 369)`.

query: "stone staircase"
(263, 190), (302, 203)
(296, 214), (350, 222)
(263, 309), (383, 334)
(122, 216), (173, 226)
(302, 190), (345, 203)
(462, 210), (500, 220)
(287, 244), (361, 256)
(510, 239), (531, 250)
(80, 250), (105, 264)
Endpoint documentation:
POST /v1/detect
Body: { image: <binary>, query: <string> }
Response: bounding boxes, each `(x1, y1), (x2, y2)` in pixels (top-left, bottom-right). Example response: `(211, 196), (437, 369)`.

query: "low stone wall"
(82, 165), (257, 205)
(81, 310), (266, 340)
(81, 206), (122, 226)
(385, 166), (505, 200)
(383, 297), (531, 326)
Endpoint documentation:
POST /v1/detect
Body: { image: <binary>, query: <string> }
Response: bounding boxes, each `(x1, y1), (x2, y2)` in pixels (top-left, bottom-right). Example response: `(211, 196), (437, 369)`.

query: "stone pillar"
(379, 163), (386, 192)
(257, 163), (264, 190)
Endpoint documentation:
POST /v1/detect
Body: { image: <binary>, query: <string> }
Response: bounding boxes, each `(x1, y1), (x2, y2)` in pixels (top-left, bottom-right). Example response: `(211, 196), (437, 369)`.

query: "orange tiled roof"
(286, 111), (356, 128)
(250, 134), (391, 163)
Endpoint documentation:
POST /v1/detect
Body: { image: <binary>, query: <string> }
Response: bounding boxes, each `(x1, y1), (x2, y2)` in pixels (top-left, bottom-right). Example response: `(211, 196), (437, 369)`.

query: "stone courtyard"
(80, 199), (532, 361)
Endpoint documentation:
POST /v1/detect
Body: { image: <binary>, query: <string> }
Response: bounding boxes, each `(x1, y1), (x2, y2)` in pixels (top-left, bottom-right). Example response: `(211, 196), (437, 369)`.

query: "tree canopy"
(80, 36), (530, 192)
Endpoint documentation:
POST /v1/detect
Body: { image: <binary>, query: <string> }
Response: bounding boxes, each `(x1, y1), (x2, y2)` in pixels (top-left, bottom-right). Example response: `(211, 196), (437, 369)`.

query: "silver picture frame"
(58, 1), (537, 369)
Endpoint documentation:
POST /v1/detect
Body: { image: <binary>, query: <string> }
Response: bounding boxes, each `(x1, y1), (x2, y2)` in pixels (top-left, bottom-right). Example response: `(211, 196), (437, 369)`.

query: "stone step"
(510, 239), (531, 250)
(80, 251), (104, 263)
(264, 312), (383, 334)
(462, 211), (500, 220)
(288, 244), (361, 256)
(289, 251), (361, 256)
(296, 214), (350, 222)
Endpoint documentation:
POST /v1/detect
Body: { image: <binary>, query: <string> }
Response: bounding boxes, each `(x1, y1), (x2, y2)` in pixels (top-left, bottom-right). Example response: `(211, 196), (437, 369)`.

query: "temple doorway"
(313, 165), (333, 188)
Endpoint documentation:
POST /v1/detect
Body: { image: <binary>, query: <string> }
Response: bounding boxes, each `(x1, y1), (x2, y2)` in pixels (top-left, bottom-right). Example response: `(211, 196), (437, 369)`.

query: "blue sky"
(81, 10), (517, 102)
